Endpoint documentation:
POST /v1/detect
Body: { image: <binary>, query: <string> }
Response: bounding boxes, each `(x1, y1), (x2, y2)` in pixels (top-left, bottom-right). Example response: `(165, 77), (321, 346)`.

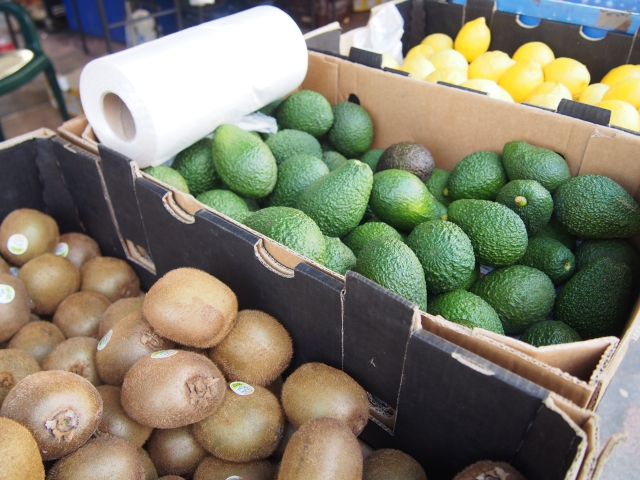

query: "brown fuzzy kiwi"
(81, 256), (140, 302)
(8, 320), (66, 364)
(278, 417), (363, 480)
(42, 337), (101, 386)
(0, 348), (40, 406)
(58, 232), (101, 269)
(98, 296), (144, 338)
(452, 461), (527, 480)
(272, 421), (297, 460)
(193, 456), (275, 480)
(158, 477), (186, 480)
(18, 254), (81, 315)
(121, 350), (226, 429)
(281, 362), (370, 435)
(208, 310), (293, 386)
(0, 416), (45, 479)
(143, 267), (238, 348)
(46, 434), (144, 480)
(138, 447), (159, 480)
(96, 385), (153, 447)
(95, 310), (175, 386)
(0, 370), (103, 460)
(146, 426), (207, 477)
(363, 449), (427, 480)
(0, 273), (31, 342)
(0, 208), (59, 266)
(192, 383), (284, 462)
(52, 291), (111, 338)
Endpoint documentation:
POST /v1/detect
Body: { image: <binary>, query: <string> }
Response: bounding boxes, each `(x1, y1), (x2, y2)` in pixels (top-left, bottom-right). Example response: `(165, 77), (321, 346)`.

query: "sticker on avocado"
(151, 349), (178, 359)
(479, 264), (495, 277)
(7, 234), (28, 255)
(0, 285), (15, 304)
(55, 242), (69, 257)
(229, 381), (254, 396)
(9, 267), (18, 277)
(97, 330), (112, 350)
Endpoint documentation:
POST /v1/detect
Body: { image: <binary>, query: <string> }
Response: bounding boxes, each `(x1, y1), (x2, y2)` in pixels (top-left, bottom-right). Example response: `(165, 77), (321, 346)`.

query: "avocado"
(322, 151), (348, 171)
(323, 236), (357, 276)
(328, 102), (374, 158)
(276, 90), (334, 137)
(502, 141), (570, 192)
(265, 154), (329, 208)
(343, 222), (403, 257)
(266, 129), (323, 165)
(446, 151), (507, 200)
(574, 239), (640, 281)
(428, 289), (504, 335)
(425, 168), (452, 207)
(196, 189), (251, 223)
(376, 142), (435, 182)
(532, 214), (576, 251)
(142, 166), (189, 194)
(517, 237), (575, 285)
(520, 320), (581, 347)
(171, 138), (218, 197)
(495, 179), (553, 236)
(360, 149), (384, 172)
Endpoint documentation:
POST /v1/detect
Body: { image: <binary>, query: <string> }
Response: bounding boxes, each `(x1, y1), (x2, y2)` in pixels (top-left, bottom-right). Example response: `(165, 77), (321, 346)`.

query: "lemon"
(578, 83), (609, 105)
(429, 48), (468, 72)
(468, 51), (516, 82)
(512, 42), (555, 67)
(602, 77), (640, 109)
(382, 54), (400, 70)
(454, 17), (491, 63)
(461, 79), (514, 102)
(421, 33), (454, 52)
(525, 94), (563, 110)
(404, 44), (435, 62)
(498, 60), (544, 103)
(595, 99), (640, 132)
(601, 64), (640, 87)
(527, 82), (572, 101)
(400, 57), (436, 80)
(543, 58), (590, 99)
(426, 67), (468, 85)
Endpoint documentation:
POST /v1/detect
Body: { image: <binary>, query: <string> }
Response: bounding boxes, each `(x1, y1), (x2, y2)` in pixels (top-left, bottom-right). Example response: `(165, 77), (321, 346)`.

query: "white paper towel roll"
(80, 6), (308, 168)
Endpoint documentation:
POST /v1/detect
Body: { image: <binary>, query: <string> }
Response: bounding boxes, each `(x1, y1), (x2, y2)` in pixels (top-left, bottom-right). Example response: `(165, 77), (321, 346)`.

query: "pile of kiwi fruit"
(0, 208), (525, 479)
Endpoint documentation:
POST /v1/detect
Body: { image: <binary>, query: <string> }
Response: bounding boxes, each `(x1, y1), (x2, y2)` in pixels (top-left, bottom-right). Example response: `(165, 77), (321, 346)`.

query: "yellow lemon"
(400, 57), (436, 80)
(429, 48), (468, 73)
(543, 58), (590, 99)
(498, 60), (544, 103)
(527, 82), (572, 101)
(601, 64), (640, 87)
(382, 54), (400, 70)
(468, 51), (516, 82)
(578, 83), (610, 105)
(595, 99), (640, 132)
(602, 77), (640, 109)
(525, 94), (563, 111)
(454, 17), (491, 62)
(404, 44), (435, 62)
(461, 79), (514, 102)
(421, 33), (454, 52)
(426, 67), (468, 85)
(512, 42), (555, 67)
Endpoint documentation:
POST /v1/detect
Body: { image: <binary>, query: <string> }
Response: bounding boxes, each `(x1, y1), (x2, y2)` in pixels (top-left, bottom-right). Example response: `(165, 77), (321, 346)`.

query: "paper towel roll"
(80, 6), (308, 168)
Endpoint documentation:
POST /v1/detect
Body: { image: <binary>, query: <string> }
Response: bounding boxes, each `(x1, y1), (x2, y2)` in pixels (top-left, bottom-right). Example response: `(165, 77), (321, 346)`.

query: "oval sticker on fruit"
(97, 330), (113, 350)
(55, 242), (69, 257)
(229, 381), (254, 396)
(0, 284), (15, 304)
(7, 234), (28, 255)
(151, 349), (178, 359)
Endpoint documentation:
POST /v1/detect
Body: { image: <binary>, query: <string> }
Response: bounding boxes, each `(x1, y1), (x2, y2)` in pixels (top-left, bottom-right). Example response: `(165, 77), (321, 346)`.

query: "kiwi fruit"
(0, 348), (40, 406)
(46, 434), (144, 480)
(192, 384), (284, 462)
(0, 416), (45, 479)
(98, 296), (144, 338)
(0, 273), (31, 342)
(81, 256), (140, 302)
(42, 337), (101, 386)
(0, 208), (59, 266)
(281, 362), (369, 435)
(53, 291), (111, 338)
(95, 310), (175, 386)
(146, 426), (207, 477)
(58, 232), (101, 269)
(453, 461), (526, 480)
(121, 350), (226, 429)
(143, 267), (238, 348)
(363, 449), (427, 480)
(359, 438), (375, 460)
(96, 385), (153, 448)
(193, 456), (275, 480)
(8, 320), (66, 364)
(18, 254), (81, 315)
(278, 417), (363, 480)
(272, 421), (297, 460)
(138, 447), (159, 480)
(158, 477), (186, 480)
(208, 310), (293, 386)
(0, 370), (102, 460)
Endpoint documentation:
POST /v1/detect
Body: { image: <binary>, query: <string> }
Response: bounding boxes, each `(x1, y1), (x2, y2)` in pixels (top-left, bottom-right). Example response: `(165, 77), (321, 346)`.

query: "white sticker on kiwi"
(97, 330), (113, 350)
(55, 242), (69, 257)
(229, 381), (255, 396)
(9, 267), (18, 276)
(226, 477), (242, 480)
(0, 284), (15, 304)
(7, 234), (28, 255)
(151, 349), (178, 359)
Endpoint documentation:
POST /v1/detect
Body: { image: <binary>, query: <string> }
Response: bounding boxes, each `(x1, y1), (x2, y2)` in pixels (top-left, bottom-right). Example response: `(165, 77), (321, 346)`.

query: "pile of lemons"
(385, 16), (640, 133)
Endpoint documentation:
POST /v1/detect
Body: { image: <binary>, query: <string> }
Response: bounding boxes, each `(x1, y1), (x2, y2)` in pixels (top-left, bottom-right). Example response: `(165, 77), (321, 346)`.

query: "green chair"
(0, 2), (69, 141)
